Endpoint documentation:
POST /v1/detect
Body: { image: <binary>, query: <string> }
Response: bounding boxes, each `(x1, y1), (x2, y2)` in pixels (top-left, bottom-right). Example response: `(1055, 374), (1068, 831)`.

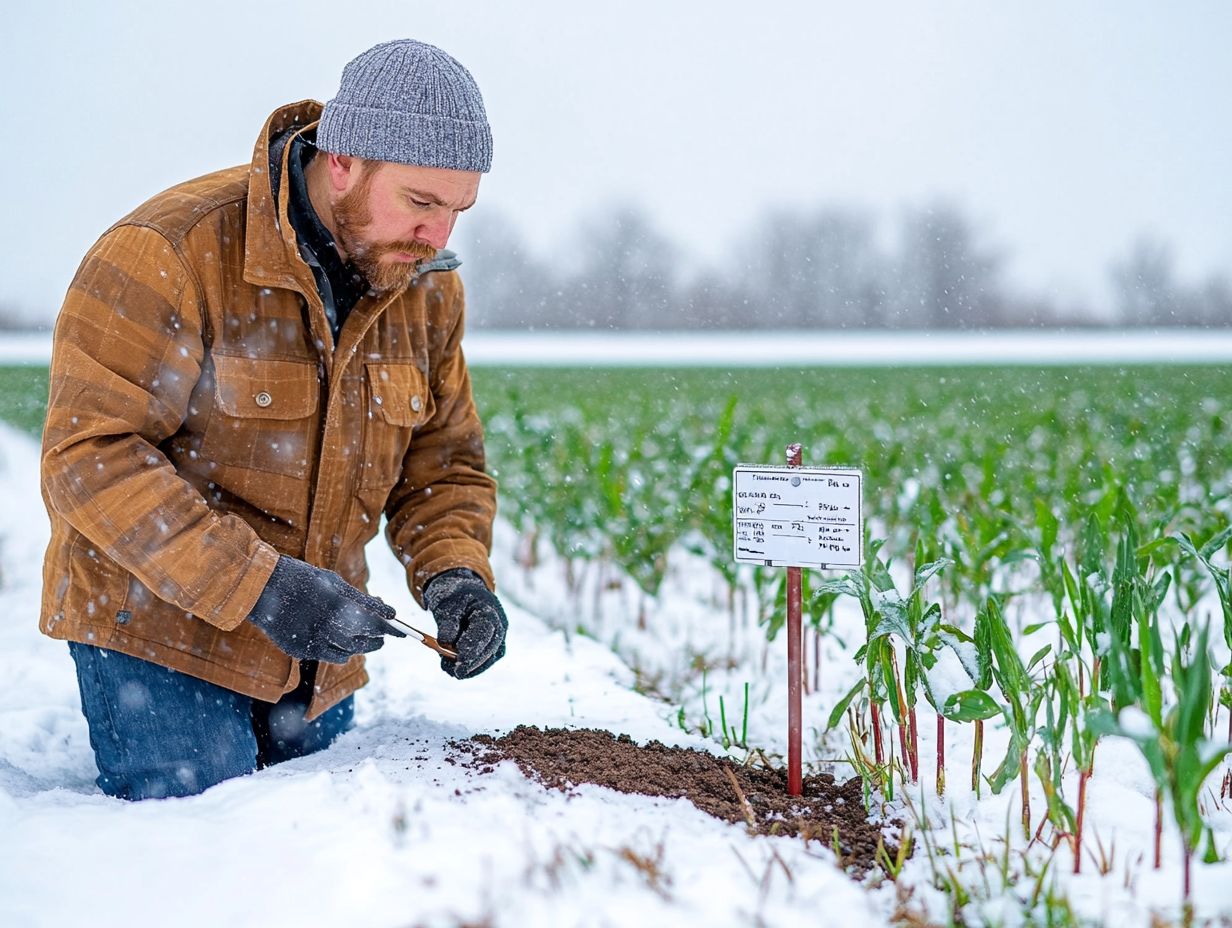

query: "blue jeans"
(69, 642), (353, 800)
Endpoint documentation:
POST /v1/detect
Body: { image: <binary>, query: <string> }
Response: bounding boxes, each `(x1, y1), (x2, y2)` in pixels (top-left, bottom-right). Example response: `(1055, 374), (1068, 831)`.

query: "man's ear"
(326, 152), (357, 192)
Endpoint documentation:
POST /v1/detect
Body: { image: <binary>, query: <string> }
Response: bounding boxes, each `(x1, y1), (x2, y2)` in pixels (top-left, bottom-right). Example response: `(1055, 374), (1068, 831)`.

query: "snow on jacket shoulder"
(40, 100), (497, 718)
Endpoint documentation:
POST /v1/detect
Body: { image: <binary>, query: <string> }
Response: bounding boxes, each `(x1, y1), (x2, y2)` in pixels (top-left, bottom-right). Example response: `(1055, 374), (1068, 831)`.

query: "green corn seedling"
(1050, 662), (1097, 872)
(1104, 496), (1172, 713)
(896, 540), (961, 792)
(1090, 502), (1175, 870)
(822, 540), (960, 790)
(1171, 523), (1232, 740)
(984, 596), (1044, 837)
(817, 539), (894, 771)
(716, 681), (751, 751)
(874, 546), (950, 786)
(1032, 498), (1066, 621)
(1092, 622), (1232, 919)
(942, 597), (1001, 798)
(1034, 667), (1072, 831)
(1063, 512), (1112, 700)
(1138, 594), (1168, 870)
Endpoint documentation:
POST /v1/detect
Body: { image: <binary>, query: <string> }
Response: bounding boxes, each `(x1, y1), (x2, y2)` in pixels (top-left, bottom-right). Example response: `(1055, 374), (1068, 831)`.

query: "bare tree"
(728, 206), (886, 328)
(0, 301), (37, 331)
(453, 210), (557, 328)
(892, 203), (1007, 328)
(559, 206), (679, 329)
(1110, 236), (1181, 326)
(679, 269), (752, 329)
(452, 201), (1229, 331)
(1189, 273), (1232, 327)
(1107, 237), (1232, 326)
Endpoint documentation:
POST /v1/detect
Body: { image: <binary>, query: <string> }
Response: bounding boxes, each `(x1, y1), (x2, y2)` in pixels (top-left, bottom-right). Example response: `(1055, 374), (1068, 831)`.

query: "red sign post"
(785, 443), (804, 796)
(732, 454), (863, 798)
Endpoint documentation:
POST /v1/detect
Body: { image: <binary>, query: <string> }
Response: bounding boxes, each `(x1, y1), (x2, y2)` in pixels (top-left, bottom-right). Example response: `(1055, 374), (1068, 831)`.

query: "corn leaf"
(1026, 644), (1052, 673)
(1138, 608), (1164, 726)
(941, 689), (1001, 722)
(911, 557), (953, 597)
(826, 678), (866, 732)
(1199, 523), (1232, 560)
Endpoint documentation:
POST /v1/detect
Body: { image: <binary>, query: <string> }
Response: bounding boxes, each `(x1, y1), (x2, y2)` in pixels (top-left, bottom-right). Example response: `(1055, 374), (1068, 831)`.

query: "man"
(39, 39), (508, 800)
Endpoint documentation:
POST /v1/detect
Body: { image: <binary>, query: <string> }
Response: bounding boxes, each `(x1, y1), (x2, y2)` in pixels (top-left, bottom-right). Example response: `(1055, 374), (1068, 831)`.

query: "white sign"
(732, 465), (864, 569)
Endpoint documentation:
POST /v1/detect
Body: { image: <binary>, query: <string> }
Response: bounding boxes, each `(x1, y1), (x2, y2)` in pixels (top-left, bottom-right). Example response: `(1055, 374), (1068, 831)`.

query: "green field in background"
(5, 361), (1229, 461)
(0, 367), (49, 438)
(467, 364), (1231, 577)
(471, 364), (1230, 445)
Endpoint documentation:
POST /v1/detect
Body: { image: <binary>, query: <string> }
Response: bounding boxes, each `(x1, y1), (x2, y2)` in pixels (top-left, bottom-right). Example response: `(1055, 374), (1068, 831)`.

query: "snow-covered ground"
(462, 328), (1232, 367)
(0, 423), (881, 927)
(502, 520), (1232, 926)
(5, 328), (1232, 367)
(2, 410), (1230, 926)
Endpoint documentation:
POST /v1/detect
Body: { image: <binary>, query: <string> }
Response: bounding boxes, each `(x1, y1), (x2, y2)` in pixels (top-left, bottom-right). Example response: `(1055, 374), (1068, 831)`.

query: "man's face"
(331, 158), (481, 293)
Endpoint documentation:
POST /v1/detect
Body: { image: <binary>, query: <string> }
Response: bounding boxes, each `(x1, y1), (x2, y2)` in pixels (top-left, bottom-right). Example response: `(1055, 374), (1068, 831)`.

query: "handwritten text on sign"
(732, 465), (864, 569)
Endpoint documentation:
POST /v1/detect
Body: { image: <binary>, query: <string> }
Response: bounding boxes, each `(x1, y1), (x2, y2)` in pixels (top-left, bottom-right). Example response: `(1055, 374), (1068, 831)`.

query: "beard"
(332, 173), (438, 294)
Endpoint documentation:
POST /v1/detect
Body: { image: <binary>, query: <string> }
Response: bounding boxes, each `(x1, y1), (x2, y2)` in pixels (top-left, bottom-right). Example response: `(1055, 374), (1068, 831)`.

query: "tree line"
(456, 202), (1232, 330)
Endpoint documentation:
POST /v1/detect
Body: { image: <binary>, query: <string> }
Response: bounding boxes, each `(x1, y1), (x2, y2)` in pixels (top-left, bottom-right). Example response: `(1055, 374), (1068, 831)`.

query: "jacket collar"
(242, 100), (325, 294)
(420, 249), (461, 272)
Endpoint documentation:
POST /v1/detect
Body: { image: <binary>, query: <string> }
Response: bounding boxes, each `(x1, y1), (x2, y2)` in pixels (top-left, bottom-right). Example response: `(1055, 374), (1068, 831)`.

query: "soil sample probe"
(387, 616), (458, 661)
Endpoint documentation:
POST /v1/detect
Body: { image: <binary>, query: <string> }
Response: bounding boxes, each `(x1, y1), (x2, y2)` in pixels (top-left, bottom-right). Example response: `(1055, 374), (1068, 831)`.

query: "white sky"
(3, 1), (1230, 322)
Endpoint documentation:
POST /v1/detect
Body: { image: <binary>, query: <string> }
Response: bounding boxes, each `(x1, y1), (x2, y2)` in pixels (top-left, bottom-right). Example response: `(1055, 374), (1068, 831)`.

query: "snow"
(2, 412), (1230, 925)
(1118, 706), (1158, 740)
(7, 328), (1232, 368)
(923, 646), (974, 709)
(0, 332), (56, 365)
(0, 423), (877, 927)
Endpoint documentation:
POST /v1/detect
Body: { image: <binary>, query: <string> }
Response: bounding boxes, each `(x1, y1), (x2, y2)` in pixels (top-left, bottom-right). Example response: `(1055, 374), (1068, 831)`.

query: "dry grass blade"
(613, 840), (672, 900)
(723, 764), (758, 832)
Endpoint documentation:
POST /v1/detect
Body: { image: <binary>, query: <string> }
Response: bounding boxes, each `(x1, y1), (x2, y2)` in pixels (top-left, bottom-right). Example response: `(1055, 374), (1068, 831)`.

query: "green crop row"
(471, 365), (1231, 605)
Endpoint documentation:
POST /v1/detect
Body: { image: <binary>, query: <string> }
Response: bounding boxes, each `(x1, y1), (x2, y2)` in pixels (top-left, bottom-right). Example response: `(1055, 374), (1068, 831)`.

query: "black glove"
(249, 556), (405, 664)
(423, 568), (508, 679)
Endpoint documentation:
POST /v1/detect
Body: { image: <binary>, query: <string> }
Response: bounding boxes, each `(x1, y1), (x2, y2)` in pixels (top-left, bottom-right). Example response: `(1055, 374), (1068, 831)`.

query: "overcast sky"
(3, 1), (1229, 324)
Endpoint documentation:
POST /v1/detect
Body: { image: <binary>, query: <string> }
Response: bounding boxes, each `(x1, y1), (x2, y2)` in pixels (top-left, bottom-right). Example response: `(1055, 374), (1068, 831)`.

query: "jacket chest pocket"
(359, 361), (434, 491)
(200, 355), (321, 479)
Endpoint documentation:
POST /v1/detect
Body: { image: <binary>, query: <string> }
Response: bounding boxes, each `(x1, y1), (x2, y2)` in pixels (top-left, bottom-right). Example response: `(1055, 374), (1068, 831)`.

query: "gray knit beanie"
(317, 39), (493, 173)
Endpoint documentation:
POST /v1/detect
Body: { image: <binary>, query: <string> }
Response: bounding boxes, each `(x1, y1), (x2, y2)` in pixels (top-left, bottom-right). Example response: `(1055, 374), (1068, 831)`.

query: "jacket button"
(410, 394), (422, 413)
(255, 391), (273, 408)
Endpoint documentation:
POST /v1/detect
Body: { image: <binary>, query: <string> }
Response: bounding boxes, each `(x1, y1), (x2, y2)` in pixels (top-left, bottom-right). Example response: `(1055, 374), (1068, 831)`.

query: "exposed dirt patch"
(463, 725), (900, 875)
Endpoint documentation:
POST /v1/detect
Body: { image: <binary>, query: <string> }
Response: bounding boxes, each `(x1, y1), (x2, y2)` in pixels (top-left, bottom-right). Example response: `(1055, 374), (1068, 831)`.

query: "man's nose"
(415, 213), (456, 251)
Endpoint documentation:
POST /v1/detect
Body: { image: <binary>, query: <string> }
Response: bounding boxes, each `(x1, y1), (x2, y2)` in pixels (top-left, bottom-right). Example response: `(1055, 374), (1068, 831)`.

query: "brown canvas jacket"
(40, 100), (497, 719)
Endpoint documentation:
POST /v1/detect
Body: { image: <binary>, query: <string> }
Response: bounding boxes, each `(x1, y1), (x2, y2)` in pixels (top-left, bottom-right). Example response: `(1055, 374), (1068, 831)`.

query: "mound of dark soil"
(464, 725), (900, 874)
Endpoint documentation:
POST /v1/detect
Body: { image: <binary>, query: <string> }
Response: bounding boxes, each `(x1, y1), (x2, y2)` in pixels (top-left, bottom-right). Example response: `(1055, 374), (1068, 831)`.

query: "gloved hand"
(423, 568), (508, 679)
(249, 555), (405, 663)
